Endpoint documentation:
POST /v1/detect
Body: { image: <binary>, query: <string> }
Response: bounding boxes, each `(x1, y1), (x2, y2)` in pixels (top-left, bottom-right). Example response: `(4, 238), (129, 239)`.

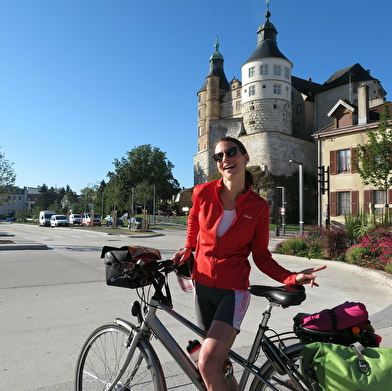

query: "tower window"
(273, 84), (281, 95)
(260, 65), (268, 75)
(249, 85), (255, 96)
(285, 67), (290, 79)
(296, 104), (302, 114)
(249, 67), (255, 77)
(273, 65), (281, 76)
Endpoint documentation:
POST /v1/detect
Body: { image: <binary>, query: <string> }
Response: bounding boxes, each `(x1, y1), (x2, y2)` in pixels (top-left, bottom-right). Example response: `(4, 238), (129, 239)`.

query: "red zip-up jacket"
(184, 179), (298, 290)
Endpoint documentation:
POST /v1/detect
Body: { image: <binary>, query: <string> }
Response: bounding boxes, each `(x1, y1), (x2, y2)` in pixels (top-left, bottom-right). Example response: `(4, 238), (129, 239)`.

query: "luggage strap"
(350, 342), (370, 375)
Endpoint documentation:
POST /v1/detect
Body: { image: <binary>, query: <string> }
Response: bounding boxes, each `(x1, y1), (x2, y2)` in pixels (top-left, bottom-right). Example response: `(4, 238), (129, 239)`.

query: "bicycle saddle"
(248, 285), (306, 307)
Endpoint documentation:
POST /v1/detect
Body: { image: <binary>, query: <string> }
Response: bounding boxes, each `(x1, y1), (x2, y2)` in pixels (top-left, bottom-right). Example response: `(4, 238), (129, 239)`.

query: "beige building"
(314, 85), (392, 225)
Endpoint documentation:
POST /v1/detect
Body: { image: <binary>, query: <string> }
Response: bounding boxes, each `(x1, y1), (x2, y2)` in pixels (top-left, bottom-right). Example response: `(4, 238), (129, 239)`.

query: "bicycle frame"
(114, 293), (308, 391)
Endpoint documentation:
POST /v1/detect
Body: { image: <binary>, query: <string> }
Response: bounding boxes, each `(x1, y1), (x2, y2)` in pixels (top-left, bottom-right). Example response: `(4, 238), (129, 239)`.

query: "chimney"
(358, 84), (369, 125)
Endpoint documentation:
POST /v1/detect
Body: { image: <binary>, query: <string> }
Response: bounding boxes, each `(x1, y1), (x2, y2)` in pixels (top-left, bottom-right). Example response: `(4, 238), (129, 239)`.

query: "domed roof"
(198, 37), (230, 93)
(243, 10), (290, 65)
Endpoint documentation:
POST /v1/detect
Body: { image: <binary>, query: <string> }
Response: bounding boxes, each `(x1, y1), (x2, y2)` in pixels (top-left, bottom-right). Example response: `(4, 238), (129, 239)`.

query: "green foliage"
(277, 222), (391, 274)
(352, 102), (392, 197)
(275, 225), (350, 260)
(106, 144), (180, 213)
(0, 148), (16, 201)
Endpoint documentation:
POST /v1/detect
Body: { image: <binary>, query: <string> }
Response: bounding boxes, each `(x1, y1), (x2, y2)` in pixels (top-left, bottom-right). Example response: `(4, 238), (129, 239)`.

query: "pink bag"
(300, 301), (370, 332)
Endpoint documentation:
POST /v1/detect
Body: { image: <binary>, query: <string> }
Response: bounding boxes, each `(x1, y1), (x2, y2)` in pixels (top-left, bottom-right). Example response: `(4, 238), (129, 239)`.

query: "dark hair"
(215, 137), (254, 187)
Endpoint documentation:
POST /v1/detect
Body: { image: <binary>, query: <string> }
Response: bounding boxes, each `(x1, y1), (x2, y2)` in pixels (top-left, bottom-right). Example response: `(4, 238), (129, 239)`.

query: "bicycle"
(75, 246), (316, 391)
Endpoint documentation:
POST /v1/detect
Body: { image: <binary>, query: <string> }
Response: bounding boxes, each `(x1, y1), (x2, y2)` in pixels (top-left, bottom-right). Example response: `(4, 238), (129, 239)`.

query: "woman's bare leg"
(198, 320), (238, 391)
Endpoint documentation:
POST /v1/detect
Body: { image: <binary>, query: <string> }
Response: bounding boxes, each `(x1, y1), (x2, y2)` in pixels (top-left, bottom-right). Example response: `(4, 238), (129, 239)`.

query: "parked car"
(128, 216), (149, 230)
(50, 215), (69, 227)
(5, 217), (16, 222)
(106, 217), (124, 227)
(69, 214), (82, 224)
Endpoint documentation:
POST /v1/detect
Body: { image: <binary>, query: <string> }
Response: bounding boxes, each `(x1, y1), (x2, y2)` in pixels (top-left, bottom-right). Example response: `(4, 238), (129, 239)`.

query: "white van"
(50, 215), (69, 227)
(39, 210), (56, 227)
(69, 214), (82, 224)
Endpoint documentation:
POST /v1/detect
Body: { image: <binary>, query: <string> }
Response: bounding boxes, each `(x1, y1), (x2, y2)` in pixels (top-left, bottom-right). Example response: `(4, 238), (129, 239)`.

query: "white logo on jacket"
(243, 215), (252, 219)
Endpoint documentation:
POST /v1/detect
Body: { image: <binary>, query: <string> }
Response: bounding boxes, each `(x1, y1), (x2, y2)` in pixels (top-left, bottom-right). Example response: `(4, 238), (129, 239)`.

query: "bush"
(275, 224), (392, 275)
(345, 226), (392, 271)
(276, 237), (307, 255)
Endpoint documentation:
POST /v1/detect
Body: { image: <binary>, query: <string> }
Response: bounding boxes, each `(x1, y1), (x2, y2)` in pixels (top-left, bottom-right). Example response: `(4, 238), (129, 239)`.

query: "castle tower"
(194, 38), (230, 183)
(241, 9), (293, 135)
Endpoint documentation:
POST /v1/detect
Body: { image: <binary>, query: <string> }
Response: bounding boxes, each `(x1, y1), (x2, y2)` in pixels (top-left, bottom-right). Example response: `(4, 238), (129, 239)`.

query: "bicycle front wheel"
(250, 345), (310, 391)
(75, 323), (165, 391)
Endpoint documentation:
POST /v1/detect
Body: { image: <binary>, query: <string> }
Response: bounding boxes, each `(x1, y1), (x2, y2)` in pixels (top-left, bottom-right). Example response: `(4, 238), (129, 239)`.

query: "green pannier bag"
(301, 342), (392, 391)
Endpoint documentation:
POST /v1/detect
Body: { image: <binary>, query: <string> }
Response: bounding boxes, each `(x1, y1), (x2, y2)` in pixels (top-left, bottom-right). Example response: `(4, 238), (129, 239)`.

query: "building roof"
(320, 63), (380, 92)
(198, 37), (230, 94)
(314, 101), (392, 137)
(243, 10), (290, 65)
(291, 76), (323, 102)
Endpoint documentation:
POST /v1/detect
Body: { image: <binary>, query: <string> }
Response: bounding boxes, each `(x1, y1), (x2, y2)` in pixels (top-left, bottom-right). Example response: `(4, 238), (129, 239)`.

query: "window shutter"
(388, 189), (392, 206)
(330, 192), (337, 216)
(351, 148), (358, 173)
(330, 150), (337, 175)
(363, 190), (372, 213)
(351, 190), (359, 215)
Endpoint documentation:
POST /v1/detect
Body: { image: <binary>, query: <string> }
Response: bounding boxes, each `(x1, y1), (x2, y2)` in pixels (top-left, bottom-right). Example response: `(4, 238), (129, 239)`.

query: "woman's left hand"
(295, 265), (327, 287)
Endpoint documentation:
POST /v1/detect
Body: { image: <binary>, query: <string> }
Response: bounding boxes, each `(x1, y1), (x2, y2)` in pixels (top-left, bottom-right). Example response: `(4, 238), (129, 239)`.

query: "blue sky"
(1, 0), (391, 193)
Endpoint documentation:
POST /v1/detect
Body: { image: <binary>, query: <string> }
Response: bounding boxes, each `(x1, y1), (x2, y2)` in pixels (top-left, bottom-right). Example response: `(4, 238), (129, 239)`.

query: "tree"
(134, 180), (154, 211)
(0, 148), (16, 203)
(106, 144), (181, 212)
(352, 102), (392, 206)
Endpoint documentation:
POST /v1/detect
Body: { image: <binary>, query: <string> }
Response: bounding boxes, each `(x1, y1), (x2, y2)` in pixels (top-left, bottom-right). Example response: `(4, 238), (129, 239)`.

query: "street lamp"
(289, 159), (304, 235)
(276, 186), (285, 235)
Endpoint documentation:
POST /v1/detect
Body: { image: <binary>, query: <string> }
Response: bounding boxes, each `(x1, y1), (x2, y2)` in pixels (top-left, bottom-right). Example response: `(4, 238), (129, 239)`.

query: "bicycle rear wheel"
(249, 346), (310, 391)
(75, 323), (165, 391)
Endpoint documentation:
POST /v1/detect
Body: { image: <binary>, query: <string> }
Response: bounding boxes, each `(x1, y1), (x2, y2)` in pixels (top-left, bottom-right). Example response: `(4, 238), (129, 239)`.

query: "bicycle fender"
(115, 318), (138, 333)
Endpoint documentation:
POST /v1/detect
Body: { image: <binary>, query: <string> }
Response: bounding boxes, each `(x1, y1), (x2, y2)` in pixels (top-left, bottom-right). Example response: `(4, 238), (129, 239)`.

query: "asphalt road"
(1, 223), (391, 391)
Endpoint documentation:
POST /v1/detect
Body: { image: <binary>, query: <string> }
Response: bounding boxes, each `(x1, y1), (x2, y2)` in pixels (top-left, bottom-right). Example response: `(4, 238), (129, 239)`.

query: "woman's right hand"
(173, 248), (193, 265)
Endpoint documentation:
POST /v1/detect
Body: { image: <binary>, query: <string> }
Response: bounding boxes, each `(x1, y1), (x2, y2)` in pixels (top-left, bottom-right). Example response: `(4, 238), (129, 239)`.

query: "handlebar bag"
(101, 245), (161, 289)
(301, 342), (392, 391)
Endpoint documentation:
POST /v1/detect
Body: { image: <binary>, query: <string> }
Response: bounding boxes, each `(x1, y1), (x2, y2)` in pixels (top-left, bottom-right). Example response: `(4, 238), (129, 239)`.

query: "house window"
(273, 84), (281, 95)
(373, 190), (386, 214)
(249, 85), (255, 96)
(249, 67), (255, 77)
(273, 65), (281, 76)
(260, 65), (268, 75)
(338, 192), (350, 215)
(236, 101), (241, 110)
(293, 123), (300, 134)
(227, 104), (233, 114)
(338, 149), (351, 173)
(236, 90), (241, 97)
(285, 66), (290, 79)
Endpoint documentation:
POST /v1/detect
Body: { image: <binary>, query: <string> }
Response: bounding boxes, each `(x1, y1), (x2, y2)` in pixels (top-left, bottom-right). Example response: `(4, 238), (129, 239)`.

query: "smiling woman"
(173, 136), (326, 391)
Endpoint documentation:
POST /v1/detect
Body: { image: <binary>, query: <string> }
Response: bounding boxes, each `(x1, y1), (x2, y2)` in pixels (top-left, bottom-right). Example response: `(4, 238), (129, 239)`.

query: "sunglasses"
(212, 146), (245, 162)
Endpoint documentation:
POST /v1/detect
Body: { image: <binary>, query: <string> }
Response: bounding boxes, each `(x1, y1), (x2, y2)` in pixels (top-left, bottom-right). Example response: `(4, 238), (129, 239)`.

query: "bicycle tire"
(75, 323), (166, 391)
(249, 345), (310, 391)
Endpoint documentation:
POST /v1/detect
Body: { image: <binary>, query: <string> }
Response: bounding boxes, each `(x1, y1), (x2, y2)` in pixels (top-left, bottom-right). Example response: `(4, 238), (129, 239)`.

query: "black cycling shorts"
(194, 281), (251, 331)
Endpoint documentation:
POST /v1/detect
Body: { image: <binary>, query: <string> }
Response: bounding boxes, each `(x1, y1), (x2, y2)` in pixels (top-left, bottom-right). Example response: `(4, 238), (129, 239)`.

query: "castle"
(194, 9), (386, 187)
